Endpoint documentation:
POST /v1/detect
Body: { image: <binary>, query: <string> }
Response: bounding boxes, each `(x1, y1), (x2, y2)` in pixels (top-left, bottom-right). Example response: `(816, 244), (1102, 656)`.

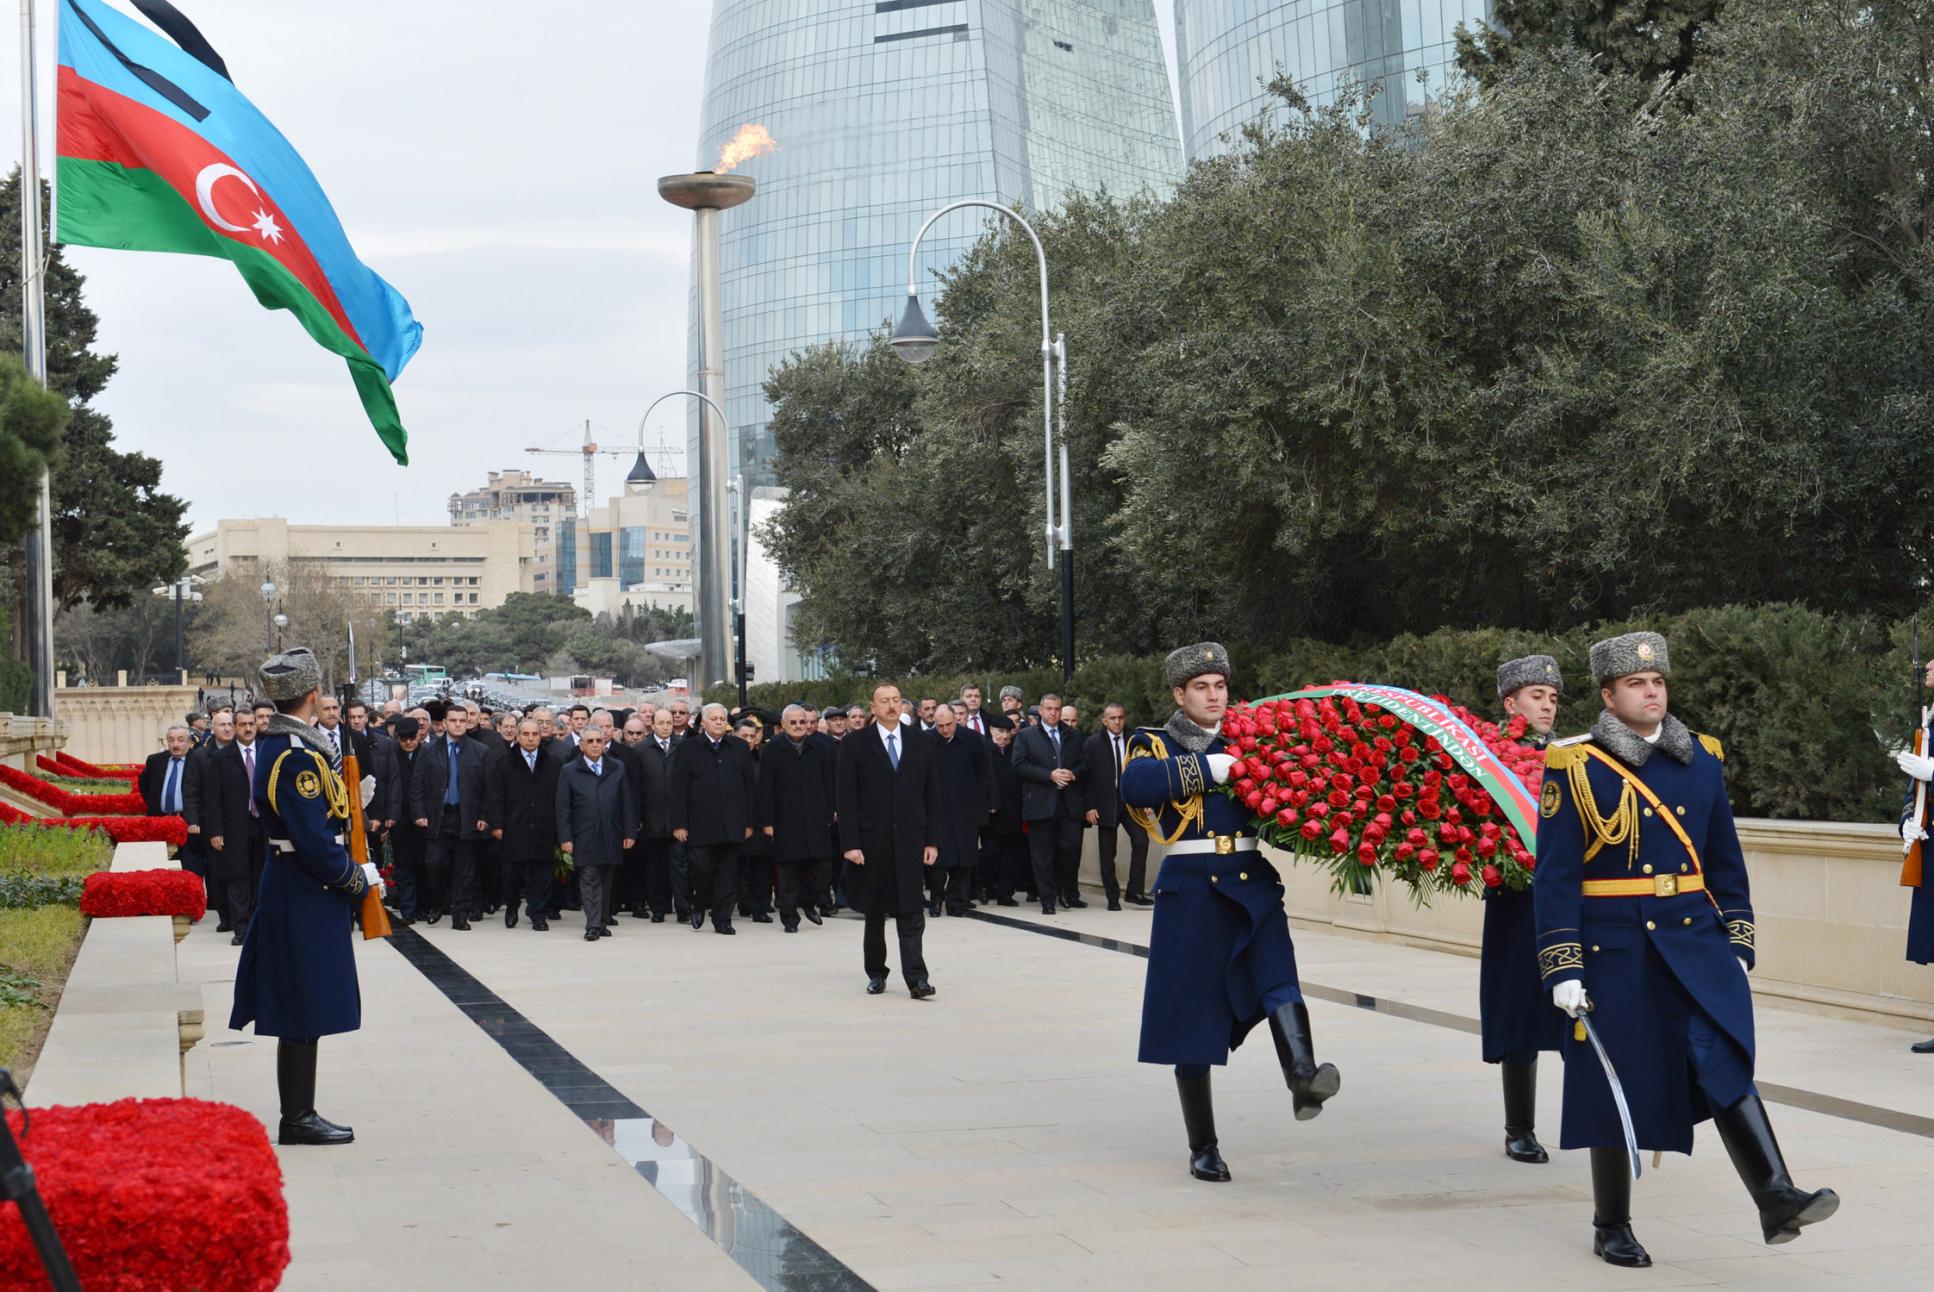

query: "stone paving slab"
(408, 898), (1933, 1291)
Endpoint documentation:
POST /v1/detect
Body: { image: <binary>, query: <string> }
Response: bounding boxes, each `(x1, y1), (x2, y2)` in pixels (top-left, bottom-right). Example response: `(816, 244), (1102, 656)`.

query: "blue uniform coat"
(1896, 731), (1934, 964)
(1121, 725), (1303, 1067)
(1480, 886), (1568, 1062)
(1533, 722), (1756, 1154)
(228, 727), (365, 1040)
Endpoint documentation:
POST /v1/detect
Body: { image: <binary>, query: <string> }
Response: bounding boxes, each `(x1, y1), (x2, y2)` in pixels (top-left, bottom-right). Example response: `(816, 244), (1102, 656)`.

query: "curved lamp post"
(890, 200), (1073, 683)
(638, 389), (735, 698)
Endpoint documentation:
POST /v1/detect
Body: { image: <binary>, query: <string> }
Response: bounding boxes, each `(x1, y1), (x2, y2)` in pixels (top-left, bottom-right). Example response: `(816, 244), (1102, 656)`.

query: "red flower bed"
(0, 764), (145, 816)
(78, 869), (207, 920)
(0, 802), (188, 847)
(0, 1098), (289, 1291)
(1219, 689), (1545, 902)
(37, 753), (138, 785)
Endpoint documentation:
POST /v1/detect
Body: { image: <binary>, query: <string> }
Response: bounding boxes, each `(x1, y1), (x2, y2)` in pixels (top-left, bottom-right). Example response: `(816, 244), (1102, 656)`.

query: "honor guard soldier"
(1120, 643), (1340, 1184)
(228, 647), (383, 1147)
(1481, 654), (1568, 1164)
(1891, 654), (1934, 1053)
(1534, 632), (1836, 1266)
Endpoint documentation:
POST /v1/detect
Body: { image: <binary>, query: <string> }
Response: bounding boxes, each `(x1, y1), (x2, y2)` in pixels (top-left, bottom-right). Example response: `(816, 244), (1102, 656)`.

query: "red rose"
(1328, 828), (1351, 854)
(1258, 797), (1279, 816)
(1418, 848), (1439, 871)
(1451, 863), (1473, 886)
(1482, 864), (1503, 888)
(1376, 794), (1396, 812)
(1276, 807), (1299, 828)
(1400, 809), (1416, 825)
(1477, 837), (1498, 859)
(1406, 827), (1428, 846)
(1395, 842), (1416, 861)
(1307, 802), (1330, 819)
(1356, 844), (1377, 866)
(1300, 819), (1322, 841)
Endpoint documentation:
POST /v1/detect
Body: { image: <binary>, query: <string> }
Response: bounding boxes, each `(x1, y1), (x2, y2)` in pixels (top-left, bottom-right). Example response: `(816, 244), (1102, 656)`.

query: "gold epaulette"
(1698, 733), (1725, 761)
(1543, 737), (1590, 772)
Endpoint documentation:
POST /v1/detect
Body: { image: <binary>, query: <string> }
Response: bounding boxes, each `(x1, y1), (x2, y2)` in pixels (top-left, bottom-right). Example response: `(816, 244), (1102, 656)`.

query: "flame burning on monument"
(715, 123), (777, 173)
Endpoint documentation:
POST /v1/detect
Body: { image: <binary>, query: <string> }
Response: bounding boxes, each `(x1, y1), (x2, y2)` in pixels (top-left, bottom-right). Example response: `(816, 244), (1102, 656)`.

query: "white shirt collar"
(877, 721), (900, 746)
(1641, 728), (1662, 745)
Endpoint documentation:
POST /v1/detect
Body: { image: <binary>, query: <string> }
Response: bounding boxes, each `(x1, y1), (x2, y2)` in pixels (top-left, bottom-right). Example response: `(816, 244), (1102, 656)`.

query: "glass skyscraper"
(689, 0), (1184, 488)
(1174, 0), (1492, 159)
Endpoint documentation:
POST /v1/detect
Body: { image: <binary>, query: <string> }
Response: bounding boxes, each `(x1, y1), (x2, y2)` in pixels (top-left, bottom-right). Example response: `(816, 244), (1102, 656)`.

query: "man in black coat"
(1011, 692), (1089, 914)
(486, 715), (563, 930)
(1082, 702), (1151, 911)
(636, 707), (679, 921)
(410, 703), (489, 930)
(927, 703), (994, 917)
(980, 715), (1028, 906)
(181, 711), (229, 921)
(587, 713), (649, 918)
(140, 724), (194, 816)
(554, 727), (637, 941)
(386, 716), (428, 924)
(204, 708), (270, 945)
(759, 704), (837, 932)
(837, 683), (941, 998)
(669, 703), (759, 934)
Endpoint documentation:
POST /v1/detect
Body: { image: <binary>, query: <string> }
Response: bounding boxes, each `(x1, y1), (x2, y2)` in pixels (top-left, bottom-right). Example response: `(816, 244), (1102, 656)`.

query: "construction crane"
(524, 419), (631, 519)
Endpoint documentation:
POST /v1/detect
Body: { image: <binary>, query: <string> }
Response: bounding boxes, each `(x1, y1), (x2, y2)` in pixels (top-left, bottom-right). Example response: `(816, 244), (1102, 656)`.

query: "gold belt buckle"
(1654, 874), (1679, 897)
(1214, 834), (1234, 856)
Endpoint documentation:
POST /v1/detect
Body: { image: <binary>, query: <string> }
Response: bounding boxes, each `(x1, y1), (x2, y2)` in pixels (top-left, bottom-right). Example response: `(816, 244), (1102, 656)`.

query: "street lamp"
(274, 612), (289, 650)
(259, 581), (278, 654)
(637, 389), (736, 697)
(152, 575), (203, 682)
(890, 200), (1073, 683)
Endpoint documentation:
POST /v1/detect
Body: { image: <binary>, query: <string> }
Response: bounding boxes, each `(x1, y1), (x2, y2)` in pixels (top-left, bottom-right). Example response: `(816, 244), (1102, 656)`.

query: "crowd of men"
(151, 681), (1154, 949)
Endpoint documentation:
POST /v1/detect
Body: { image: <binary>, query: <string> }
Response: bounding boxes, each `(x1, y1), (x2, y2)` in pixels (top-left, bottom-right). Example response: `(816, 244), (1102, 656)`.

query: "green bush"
(717, 602), (1910, 823)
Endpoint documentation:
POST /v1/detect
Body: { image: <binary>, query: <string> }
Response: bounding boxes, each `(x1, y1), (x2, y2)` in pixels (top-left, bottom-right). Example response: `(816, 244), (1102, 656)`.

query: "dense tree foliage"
(763, 3), (1934, 675)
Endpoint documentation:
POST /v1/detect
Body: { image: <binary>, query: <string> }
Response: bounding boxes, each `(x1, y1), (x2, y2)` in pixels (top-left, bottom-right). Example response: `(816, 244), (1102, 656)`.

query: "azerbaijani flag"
(54, 0), (422, 463)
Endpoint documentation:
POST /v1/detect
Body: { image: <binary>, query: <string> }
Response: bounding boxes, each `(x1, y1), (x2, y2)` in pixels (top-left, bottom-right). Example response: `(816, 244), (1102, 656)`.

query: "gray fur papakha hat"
(259, 646), (323, 702)
(1165, 641), (1231, 688)
(1588, 631), (1669, 686)
(1497, 654), (1564, 699)
(998, 685), (1024, 702)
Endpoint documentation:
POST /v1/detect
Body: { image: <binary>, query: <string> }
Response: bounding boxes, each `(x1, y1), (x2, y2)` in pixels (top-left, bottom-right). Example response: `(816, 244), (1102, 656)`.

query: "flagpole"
(19, 0), (56, 721)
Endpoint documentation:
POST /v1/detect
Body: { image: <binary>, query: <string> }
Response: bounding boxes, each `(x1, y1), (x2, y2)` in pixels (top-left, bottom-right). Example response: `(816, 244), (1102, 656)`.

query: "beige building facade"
(448, 469), (575, 595)
(569, 470), (693, 617)
(184, 518), (536, 622)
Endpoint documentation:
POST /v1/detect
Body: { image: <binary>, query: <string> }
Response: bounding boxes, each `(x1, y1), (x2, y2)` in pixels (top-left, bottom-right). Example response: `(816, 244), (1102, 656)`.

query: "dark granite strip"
(387, 925), (875, 1291)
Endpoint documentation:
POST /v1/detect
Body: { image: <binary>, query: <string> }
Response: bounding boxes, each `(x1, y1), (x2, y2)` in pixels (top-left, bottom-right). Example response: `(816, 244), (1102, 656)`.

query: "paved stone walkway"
(180, 894), (1934, 1290)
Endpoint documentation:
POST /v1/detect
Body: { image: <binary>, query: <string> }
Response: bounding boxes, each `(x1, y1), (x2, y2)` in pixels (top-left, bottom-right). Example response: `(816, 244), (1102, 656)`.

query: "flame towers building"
(689, 0), (1184, 488)
(1174, 0), (1492, 159)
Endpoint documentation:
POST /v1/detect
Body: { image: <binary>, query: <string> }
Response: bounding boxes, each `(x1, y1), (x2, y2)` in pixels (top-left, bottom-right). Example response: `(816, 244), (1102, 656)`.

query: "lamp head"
(888, 294), (939, 365)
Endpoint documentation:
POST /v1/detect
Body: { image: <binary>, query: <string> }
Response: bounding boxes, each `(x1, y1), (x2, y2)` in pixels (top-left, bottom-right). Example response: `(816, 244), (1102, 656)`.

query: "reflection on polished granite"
(388, 924), (873, 1291)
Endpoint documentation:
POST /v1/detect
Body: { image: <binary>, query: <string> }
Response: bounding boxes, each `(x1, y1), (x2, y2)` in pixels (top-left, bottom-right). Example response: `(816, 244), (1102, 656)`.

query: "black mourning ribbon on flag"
(130, 0), (231, 82)
(65, 0), (210, 120)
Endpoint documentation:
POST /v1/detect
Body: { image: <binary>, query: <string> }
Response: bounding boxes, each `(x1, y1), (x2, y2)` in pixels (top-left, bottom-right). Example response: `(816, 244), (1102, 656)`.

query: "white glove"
(1204, 754), (1237, 784)
(1551, 980), (1589, 1017)
(1737, 956), (1749, 976)
(1903, 818), (1928, 845)
(360, 774), (377, 810)
(360, 862), (383, 893)
(1897, 751), (1934, 782)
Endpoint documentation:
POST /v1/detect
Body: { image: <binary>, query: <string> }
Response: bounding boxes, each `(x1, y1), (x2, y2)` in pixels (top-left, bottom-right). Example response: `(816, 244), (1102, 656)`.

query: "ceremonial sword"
(1576, 1002), (1642, 1181)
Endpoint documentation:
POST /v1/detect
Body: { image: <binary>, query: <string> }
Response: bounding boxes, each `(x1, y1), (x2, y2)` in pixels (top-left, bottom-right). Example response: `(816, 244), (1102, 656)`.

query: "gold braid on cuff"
(1726, 918), (1755, 950)
(1178, 755), (1206, 800)
(1538, 943), (1584, 980)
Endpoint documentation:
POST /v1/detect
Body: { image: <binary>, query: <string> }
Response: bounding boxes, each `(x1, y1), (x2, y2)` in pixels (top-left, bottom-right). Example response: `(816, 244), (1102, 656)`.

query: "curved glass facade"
(690, 0), (1184, 488)
(1175, 0), (1492, 159)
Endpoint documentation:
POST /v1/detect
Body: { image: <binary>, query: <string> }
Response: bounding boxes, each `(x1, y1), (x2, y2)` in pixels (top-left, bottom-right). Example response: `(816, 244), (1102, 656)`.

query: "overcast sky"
(3, 2), (1182, 535)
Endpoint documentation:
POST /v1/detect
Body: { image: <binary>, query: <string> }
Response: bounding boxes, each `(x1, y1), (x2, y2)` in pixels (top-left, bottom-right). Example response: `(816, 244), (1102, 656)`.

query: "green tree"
(0, 169), (188, 616)
(1457, 0), (1728, 87)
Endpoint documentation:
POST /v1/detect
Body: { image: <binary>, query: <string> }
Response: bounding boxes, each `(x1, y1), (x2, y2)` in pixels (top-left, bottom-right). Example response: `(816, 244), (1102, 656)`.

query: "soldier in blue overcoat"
(229, 647), (382, 1147)
(1120, 643), (1340, 1183)
(1534, 632), (1837, 1267)
(1890, 654), (1934, 1053)
(1480, 653), (1569, 1164)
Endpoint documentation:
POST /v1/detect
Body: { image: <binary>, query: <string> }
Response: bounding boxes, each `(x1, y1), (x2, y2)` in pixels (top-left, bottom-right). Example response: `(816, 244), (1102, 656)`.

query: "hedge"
(711, 602), (1918, 823)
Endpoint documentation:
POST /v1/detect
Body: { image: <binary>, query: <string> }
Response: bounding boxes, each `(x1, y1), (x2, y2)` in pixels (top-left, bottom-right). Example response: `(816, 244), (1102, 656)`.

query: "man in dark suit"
(981, 715), (1027, 906)
(1083, 702), (1152, 910)
(411, 703), (489, 929)
(555, 726), (636, 941)
(669, 703), (759, 934)
(927, 702), (994, 917)
(637, 707), (680, 921)
(386, 716), (427, 924)
(585, 712), (648, 918)
(759, 704), (837, 932)
(204, 708), (270, 945)
(181, 711), (229, 922)
(140, 724), (194, 817)
(838, 683), (941, 997)
(1012, 692), (1088, 914)
(486, 715), (562, 930)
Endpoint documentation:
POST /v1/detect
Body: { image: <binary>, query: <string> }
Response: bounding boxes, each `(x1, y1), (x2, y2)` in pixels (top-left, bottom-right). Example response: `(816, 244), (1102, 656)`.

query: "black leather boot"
(1590, 1146), (1650, 1267)
(1711, 1091), (1839, 1244)
(1176, 1071), (1231, 1182)
(276, 1040), (353, 1146)
(1501, 1059), (1549, 1163)
(1267, 1002), (1341, 1120)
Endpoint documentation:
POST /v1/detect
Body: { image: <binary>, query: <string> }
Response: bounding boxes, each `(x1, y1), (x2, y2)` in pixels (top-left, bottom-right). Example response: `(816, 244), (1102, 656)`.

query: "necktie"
(1115, 734), (1124, 772)
(243, 745), (258, 817)
(1049, 728), (1060, 761)
(525, 750), (536, 772)
(590, 760), (602, 777)
(163, 758), (182, 813)
(444, 740), (461, 806)
(886, 731), (900, 770)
